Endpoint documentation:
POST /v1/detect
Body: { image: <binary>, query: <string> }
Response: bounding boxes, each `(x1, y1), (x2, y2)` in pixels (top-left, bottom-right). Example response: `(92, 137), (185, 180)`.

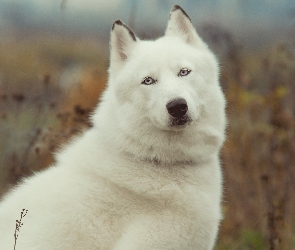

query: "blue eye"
(178, 68), (191, 77)
(142, 77), (156, 85)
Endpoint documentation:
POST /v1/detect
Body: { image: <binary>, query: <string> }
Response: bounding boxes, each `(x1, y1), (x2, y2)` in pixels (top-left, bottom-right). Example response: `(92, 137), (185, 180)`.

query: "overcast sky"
(0, 0), (294, 46)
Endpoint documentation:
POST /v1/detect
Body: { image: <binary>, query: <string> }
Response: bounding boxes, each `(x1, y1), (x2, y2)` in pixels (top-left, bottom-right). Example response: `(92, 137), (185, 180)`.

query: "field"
(0, 28), (294, 249)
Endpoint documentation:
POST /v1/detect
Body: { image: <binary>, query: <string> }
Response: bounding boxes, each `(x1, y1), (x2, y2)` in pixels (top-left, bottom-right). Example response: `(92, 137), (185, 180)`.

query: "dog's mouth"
(169, 115), (191, 127)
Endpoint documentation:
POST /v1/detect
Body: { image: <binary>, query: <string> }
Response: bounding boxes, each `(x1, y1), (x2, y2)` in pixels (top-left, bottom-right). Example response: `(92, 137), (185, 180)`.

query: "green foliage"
(215, 229), (266, 250)
(241, 230), (266, 250)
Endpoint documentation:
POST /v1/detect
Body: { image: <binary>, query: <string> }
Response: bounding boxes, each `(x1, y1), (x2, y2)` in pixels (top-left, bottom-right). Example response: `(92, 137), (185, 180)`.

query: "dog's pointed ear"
(110, 20), (137, 64)
(165, 5), (204, 47)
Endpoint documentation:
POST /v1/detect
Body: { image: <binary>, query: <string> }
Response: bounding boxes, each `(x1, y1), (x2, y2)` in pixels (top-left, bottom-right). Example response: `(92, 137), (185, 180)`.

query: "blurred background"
(0, 0), (295, 249)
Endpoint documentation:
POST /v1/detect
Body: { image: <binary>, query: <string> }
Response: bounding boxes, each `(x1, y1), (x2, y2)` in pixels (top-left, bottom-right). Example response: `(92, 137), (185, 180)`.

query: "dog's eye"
(142, 77), (156, 85)
(178, 68), (191, 77)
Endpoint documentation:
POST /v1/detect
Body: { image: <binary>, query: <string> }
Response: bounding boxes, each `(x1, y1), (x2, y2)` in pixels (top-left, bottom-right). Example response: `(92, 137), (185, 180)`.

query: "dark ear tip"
(112, 20), (123, 30)
(111, 20), (137, 42)
(171, 5), (191, 22)
(172, 5), (182, 12)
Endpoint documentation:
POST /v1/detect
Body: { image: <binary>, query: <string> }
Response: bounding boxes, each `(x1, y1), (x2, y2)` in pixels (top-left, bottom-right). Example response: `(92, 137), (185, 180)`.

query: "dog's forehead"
(132, 37), (196, 69)
(139, 37), (191, 58)
(124, 37), (217, 81)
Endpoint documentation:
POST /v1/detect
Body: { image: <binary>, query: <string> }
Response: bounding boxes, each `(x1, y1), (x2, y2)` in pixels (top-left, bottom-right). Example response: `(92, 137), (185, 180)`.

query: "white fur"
(0, 5), (226, 250)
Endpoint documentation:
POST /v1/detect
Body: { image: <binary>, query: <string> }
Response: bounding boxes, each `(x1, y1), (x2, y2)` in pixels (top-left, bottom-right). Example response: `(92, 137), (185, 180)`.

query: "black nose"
(166, 98), (188, 118)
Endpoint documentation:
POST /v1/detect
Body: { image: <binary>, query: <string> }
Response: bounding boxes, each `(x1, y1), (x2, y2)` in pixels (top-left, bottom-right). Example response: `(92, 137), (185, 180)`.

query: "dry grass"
(217, 44), (295, 250)
(0, 34), (107, 193)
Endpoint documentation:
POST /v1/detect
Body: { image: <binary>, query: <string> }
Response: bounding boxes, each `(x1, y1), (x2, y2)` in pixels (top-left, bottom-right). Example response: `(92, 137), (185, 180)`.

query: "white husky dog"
(0, 5), (226, 250)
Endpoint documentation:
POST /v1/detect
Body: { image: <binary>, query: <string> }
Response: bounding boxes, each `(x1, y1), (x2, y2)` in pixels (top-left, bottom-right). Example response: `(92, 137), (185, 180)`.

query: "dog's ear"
(165, 5), (204, 47)
(110, 20), (137, 64)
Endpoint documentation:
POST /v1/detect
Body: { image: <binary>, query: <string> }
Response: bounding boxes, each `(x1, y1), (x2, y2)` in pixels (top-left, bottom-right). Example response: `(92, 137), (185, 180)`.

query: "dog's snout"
(166, 98), (188, 118)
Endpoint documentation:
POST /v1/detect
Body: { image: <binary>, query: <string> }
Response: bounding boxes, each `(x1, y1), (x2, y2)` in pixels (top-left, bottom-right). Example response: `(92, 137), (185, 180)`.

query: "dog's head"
(105, 5), (225, 135)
